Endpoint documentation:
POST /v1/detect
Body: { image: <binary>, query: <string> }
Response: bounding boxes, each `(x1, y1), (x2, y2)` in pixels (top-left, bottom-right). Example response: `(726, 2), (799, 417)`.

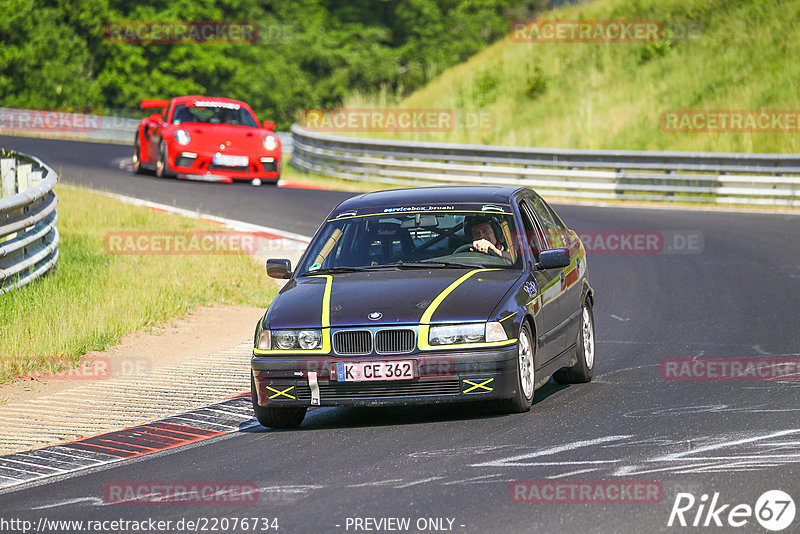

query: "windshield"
(298, 205), (523, 274)
(171, 102), (258, 127)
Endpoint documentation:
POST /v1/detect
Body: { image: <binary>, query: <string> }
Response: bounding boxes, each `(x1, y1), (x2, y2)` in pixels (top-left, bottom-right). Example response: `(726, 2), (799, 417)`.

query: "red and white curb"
(0, 394), (259, 491)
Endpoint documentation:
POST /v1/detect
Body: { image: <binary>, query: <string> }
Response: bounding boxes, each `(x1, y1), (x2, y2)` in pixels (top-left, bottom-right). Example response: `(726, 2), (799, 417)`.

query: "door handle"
(559, 271), (565, 282)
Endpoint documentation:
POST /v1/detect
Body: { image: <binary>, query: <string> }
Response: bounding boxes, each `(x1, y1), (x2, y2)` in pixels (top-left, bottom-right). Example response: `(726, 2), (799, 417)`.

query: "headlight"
(298, 330), (322, 350)
(263, 135), (278, 151)
(174, 129), (191, 145)
(429, 323), (485, 345)
(270, 329), (322, 350)
(429, 322), (509, 345)
(274, 330), (297, 350)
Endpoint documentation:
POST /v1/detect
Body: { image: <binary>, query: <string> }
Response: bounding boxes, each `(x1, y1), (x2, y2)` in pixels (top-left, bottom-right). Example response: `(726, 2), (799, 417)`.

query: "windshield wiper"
(413, 260), (483, 269)
(301, 266), (371, 275)
(366, 260), (481, 270)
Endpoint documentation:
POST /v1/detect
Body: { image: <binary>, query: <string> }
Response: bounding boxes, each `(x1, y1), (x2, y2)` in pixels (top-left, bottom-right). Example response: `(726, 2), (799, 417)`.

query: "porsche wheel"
(494, 321), (535, 414)
(553, 300), (595, 384)
(132, 136), (145, 174)
(155, 143), (169, 178)
(251, 375), (307, 429)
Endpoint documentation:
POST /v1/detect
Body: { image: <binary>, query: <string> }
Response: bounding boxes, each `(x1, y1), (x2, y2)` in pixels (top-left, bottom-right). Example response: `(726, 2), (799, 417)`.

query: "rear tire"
(251, 375), (307, 429)
(493, 321), (535, 414)
(553, 300), (595, 384)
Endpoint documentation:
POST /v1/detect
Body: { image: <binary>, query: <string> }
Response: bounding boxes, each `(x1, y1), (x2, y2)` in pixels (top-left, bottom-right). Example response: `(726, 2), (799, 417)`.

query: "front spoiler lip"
(251, 345), (519, 407)
(175, 172), (279, 183)
(251, 344), (518, 372)
(169, 148), (280, 180)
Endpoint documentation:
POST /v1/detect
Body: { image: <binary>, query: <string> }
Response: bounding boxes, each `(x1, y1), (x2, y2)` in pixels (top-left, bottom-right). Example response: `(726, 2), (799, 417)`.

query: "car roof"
(337, 185), (526, 210)
(170, 96), (250, 107)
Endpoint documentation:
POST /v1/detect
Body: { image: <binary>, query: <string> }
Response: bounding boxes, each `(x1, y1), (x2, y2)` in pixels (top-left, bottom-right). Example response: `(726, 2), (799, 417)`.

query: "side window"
(518, 201), (544, 257)
(542, 200), (571, 246)
(526, 196), (564, 249)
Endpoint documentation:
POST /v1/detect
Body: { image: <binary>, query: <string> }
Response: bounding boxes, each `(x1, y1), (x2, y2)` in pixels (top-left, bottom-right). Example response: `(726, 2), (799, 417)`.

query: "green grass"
(0, 184), (277, 383)
(344, 0), (800, 154)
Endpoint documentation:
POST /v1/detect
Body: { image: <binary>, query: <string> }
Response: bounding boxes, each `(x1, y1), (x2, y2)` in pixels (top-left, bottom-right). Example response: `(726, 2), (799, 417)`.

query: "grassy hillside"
(345, 0), (800, 153)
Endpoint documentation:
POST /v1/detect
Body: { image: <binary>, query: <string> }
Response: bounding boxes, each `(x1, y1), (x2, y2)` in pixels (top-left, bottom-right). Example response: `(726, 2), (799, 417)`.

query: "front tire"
(251, 375), (307, 429)
(494, 321), (535, 414)
(155, 143), (170, 178)
(553, 300), (595, 384)
(132, 136), (145, 174)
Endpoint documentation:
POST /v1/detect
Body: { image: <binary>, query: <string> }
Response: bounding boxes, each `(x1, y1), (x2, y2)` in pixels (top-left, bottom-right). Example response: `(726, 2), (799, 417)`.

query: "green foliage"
(0, 0), (544, 128)
(525, 65), (547, 99)
(473, 69), (501, 107)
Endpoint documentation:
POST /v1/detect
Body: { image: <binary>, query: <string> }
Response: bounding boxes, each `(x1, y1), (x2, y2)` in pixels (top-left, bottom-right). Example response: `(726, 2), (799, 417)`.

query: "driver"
(220, 108), (238, 125)
(464, 215), (511, 259)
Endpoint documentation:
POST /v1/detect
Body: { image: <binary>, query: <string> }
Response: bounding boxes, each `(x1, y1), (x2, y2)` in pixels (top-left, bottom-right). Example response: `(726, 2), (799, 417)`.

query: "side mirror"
(536, 248), (570, 270)
(266, 258), (292, 279)
(263, 120), (276, 131)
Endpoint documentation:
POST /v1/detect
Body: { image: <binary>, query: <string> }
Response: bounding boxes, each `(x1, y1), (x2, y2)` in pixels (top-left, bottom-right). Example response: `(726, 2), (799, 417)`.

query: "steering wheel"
(453, 244), (475, 254)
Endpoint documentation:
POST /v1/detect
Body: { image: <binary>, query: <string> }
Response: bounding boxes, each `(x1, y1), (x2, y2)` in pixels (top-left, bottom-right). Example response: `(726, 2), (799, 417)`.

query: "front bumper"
(169, 149), (280, 182)
(251, 345), (519, 407)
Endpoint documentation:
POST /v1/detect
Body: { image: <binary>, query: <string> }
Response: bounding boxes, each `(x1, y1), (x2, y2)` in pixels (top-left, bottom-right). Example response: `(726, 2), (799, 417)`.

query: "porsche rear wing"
(141, 99), (170, 109)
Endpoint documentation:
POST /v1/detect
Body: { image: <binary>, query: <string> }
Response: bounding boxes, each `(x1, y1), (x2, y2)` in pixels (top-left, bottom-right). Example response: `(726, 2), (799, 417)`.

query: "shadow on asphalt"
(240, 380), (571, 433)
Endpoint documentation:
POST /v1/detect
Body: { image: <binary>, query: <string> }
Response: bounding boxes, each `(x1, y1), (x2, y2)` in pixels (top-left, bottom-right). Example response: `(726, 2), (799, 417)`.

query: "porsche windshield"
(172, 103), (258, 127)
(299, 207), (523, 274)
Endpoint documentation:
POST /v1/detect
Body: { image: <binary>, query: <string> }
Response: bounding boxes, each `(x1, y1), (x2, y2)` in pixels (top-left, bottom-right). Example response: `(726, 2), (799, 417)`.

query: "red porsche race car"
(132, 96), (282, 185)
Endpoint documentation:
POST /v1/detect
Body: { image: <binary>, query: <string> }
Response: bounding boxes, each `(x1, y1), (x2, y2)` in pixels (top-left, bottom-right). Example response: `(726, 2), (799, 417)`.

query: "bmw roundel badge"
(368, 312), (382, 320)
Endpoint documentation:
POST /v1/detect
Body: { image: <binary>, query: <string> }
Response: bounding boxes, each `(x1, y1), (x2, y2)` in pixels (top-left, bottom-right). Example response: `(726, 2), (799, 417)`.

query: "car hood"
(171, 124), (276, 152)
(266, 269), (522, 329)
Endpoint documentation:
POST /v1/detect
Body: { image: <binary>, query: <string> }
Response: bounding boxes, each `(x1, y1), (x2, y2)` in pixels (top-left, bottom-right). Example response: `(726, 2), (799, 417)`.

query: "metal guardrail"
(290, 125), (800, 206)
(0, 151), (59, 294)
(0, 107), (294, 153)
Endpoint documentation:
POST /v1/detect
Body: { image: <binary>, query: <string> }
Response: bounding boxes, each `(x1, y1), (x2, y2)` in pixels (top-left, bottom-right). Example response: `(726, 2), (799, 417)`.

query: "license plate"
(213, 153), (248, 167)
(333, 361), (415, 382)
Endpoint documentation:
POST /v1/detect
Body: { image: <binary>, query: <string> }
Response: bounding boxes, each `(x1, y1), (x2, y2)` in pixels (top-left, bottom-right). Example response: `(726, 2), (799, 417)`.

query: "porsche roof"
(170, 96), (251, 106)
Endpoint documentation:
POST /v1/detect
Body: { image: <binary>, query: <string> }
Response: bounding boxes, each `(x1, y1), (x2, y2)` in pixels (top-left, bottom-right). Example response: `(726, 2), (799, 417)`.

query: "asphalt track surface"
(2, 135), (800, 533)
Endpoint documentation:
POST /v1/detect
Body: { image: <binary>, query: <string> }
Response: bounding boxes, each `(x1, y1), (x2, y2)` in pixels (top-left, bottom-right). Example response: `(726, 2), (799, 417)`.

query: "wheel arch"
(581, 280), (594, 308)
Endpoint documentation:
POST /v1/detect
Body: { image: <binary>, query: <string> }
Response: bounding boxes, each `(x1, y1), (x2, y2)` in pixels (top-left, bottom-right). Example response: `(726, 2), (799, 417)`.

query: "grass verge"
(0, 184), (277, 383)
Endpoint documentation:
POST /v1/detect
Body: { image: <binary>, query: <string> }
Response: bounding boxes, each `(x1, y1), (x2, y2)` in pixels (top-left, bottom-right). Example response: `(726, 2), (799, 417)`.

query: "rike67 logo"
(668, 490), (796, 531)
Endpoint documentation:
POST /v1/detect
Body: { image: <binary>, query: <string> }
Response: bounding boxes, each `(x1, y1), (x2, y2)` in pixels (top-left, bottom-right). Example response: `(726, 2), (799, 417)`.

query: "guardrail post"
(17, 163), (32, 193)
(1, 158), (15, 198)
